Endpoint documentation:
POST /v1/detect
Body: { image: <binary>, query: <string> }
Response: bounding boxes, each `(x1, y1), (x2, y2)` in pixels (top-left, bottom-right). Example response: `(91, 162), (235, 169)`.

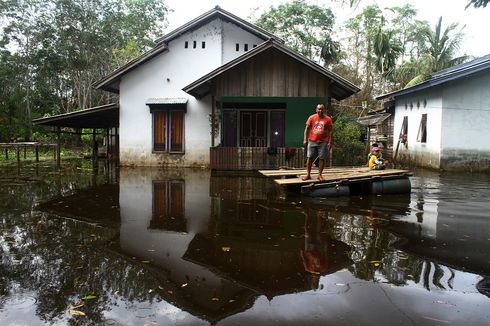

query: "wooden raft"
(259, 167), (412, 186)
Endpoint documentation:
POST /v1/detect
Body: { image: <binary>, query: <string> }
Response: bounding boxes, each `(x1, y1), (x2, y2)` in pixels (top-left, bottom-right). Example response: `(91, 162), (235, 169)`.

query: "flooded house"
(91, 6), (359, 169)
(376, 54), (490, 172)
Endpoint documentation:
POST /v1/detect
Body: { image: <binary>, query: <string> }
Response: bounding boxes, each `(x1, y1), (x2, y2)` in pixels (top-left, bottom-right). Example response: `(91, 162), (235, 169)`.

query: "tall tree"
(466, 0), (489, 8)
(391, 16), (468, 88)
(0, 0), (169, 141)
(253, 0), (338, 65)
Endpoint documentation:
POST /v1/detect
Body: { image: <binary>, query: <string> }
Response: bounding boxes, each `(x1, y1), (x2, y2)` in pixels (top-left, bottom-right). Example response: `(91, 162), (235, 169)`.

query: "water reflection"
(1, 162), (490, 324)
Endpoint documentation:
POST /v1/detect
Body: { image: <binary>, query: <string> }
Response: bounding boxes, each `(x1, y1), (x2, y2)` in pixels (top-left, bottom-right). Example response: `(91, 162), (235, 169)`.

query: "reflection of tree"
(0, 211), (163, 323)
(324, 209), (457, 290)
(0, 162), (162, 324)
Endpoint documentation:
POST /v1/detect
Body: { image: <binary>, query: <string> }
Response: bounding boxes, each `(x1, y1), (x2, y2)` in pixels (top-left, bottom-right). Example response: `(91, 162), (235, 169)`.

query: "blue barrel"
(309, 185), (350, 197)
(371, 177), (411, 195)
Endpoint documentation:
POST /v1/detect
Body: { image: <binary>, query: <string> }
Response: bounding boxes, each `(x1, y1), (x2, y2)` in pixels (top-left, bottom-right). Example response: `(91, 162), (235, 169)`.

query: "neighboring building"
(376, 54), (490, 172)
(93, 6), (359, 169)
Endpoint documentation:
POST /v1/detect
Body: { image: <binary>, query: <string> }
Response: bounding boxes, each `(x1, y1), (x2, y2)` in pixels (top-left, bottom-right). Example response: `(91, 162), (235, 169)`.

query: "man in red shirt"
(302, 103), (332, 181)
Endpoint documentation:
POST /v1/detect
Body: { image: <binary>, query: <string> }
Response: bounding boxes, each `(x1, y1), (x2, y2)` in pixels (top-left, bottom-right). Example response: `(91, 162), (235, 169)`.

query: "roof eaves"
(32, 103), (118, 125)
(376, 56), (490, 100)
(155, 6), (280, 44)
(183, 39), (360, 99)
(92, 43), (168, 93)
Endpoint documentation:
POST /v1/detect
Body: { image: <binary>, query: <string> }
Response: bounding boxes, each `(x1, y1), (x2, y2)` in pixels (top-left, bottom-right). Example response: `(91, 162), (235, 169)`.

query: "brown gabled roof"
(93, 6), (279, 94)
(183, 39), (360, 100)
(154, 6), (279, 44)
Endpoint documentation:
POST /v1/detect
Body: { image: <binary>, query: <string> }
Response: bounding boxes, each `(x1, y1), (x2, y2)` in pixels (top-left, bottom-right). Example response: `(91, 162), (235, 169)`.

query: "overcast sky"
(163, 0), (489, 58)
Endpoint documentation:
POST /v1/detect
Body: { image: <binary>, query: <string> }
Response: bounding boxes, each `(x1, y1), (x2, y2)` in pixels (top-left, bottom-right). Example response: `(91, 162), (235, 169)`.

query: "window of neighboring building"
(151, 180), (186, 232)
(153, 110), (185, 153)
(236, 43), (239, 51)
(417, 114), (427, 143)
(193, 40), (197, 48)
(202, 41), (206, 48)
(244, 44), (249, 51)
(184, 41), (188, 48)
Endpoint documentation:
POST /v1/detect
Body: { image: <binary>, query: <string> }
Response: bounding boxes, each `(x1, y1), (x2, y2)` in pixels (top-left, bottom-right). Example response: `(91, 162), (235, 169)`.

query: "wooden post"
(56, 126), (61, 168)
(5, 148), (8, 160)
(211, 94), (216, 147)
(92, 128), (97, 165)
(106, 128), (110, 159)
(35, 144), (39, 162)
(23, 145), (27, 159)
(16, 146), (20, 162)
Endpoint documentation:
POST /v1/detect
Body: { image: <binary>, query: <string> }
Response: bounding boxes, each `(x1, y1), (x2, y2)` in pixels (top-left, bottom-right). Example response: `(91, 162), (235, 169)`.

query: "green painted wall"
(219, 96), (328, 147)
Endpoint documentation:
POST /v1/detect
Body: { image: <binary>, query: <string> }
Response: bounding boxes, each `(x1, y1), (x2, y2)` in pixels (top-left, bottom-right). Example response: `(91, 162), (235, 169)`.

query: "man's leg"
(303, 157), (312, 180)
(317, 159), (324, 181)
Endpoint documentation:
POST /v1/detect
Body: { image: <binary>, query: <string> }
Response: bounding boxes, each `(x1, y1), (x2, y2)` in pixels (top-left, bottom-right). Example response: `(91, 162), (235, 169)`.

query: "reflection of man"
(300, 209), (328, 276)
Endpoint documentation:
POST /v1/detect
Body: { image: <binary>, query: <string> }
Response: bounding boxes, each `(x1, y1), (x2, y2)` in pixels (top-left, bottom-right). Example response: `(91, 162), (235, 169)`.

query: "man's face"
(316, 105), (324, 116)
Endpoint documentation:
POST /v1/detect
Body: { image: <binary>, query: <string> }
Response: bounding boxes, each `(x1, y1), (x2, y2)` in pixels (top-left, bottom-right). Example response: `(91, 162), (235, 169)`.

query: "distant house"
(376, 55), (490, 172)
(93, 6), (359, 169)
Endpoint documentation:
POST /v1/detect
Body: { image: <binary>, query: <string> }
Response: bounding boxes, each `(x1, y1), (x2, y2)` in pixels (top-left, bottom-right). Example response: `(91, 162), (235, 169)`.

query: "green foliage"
(254, 0), (338, 65)
(0, 0), (169, 142)
(332, 113), (365, 166)
(466, 0), (489, 8)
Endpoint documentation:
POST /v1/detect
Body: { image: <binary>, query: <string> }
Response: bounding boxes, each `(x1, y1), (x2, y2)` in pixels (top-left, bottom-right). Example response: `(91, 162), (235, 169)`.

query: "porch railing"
(210, 146), (305, 170)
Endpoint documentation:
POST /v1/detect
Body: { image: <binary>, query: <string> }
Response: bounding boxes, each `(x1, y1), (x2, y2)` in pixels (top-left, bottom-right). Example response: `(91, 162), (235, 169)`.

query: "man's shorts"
(307, 140), (329, 160)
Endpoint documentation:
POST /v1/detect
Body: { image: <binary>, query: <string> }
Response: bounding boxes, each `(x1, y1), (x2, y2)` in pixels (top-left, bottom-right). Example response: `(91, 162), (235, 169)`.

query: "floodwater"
(1, 160), (490, 325)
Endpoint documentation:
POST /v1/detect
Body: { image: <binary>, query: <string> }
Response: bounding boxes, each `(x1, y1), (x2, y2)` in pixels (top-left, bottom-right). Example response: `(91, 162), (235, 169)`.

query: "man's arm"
(303, 125), (310, 144)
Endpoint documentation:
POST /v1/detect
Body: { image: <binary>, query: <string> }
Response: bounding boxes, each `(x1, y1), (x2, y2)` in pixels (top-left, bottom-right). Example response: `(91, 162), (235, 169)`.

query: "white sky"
(163, 0), (490, 58)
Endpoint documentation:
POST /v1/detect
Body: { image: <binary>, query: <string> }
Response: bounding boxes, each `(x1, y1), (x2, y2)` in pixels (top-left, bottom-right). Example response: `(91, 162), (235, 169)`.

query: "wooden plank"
(274, 169), (412, 186)
(259, 166), (370, 177)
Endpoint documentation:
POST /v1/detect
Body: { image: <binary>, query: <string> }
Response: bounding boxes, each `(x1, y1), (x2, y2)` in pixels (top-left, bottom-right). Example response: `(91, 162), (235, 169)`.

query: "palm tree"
(388, 16), (468, 88)
(373, 25), (403, 75)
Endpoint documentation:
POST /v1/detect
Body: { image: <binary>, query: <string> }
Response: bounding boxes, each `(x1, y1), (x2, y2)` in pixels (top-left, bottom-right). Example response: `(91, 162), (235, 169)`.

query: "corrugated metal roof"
(376, 54), (490, 100)
(146, 98), (188, 105)
(32, 103), (119, 128)
(357, 113), (391, 126)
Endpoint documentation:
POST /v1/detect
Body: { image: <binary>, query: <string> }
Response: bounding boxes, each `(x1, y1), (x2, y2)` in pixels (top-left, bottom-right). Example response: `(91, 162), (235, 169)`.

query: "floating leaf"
(211, 297), (219, 301)
(181, 283), (188, 288)
(221, 247), (231, 252)
(148, 289), (154, 293)
(81, 295), (96, 300)
(69, 309), (86, 316)
(142, 260), (151, 264)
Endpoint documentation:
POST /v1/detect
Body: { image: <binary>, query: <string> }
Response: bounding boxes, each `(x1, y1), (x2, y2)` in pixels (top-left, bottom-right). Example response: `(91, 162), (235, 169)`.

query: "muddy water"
(1, 160), (490, 325)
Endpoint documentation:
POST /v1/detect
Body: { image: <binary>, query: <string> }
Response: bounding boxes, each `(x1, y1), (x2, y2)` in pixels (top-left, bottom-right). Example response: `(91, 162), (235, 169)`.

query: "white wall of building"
(393, 90), (443, 168)
(441, 71), (490, 151)
(118, 18), (266, 166)
(222, 21), (264, 64)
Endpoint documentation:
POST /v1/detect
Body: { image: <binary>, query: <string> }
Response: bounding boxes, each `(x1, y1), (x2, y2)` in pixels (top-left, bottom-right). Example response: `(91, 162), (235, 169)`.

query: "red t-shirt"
(306, 114), (332, 142)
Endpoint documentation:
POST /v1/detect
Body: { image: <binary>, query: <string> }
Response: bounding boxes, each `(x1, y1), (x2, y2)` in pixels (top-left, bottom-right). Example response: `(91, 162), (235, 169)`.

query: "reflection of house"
(115, 168), (352, 322)
(376, 55), (490, 171)
(93, 6), (359, 169)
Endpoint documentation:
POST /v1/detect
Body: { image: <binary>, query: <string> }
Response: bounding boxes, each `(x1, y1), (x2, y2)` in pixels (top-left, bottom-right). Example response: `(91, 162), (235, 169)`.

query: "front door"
(240, 111), (267, 147)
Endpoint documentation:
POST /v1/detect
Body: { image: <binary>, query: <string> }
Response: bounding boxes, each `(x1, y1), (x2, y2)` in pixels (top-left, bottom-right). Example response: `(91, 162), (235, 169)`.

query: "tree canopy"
(0, 0), (168, 141)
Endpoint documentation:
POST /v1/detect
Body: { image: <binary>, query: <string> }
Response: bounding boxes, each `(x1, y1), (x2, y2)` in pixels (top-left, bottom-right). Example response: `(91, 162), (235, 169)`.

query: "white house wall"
(393, 90), (443, 169)
(440, 72), (490, 171)
(118, 19), (265, 167)
(222, 21), (264, 64)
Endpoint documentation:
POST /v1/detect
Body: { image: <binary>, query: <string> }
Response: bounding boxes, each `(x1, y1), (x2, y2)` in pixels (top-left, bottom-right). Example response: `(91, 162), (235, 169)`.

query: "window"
(236, 43), (239, 51)
(193, 40), (196, 48)
(153, 110), (184, 152)
(202, 41), (205, 48)
(417, 114), (427, 143)
(151, 181), (185, 232)
(244, 44), (249, 51)
(184, 41), (188, 48)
